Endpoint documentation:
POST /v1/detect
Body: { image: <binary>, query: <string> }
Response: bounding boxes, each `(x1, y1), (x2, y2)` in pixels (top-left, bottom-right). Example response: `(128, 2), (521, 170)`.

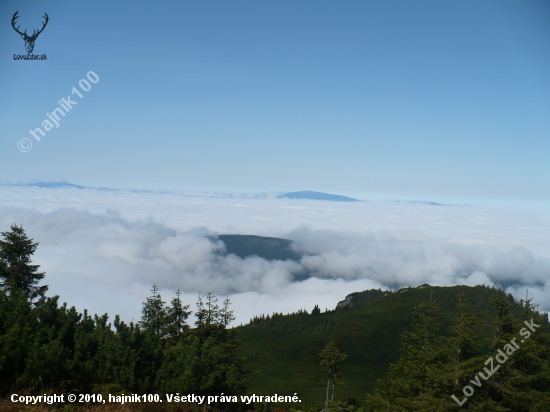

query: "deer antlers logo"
(11, 11), (49, 54)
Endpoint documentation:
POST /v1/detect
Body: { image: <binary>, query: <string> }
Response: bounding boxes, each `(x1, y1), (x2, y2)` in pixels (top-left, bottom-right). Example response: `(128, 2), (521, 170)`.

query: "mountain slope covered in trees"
(235, 284), (550, 408)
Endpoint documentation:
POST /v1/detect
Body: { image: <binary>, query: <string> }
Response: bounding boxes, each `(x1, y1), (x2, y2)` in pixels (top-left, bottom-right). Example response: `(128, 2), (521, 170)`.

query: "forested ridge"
(0, 225), (246, 406)
(237, 285), (550, 410)
(1, 224), (549, 411)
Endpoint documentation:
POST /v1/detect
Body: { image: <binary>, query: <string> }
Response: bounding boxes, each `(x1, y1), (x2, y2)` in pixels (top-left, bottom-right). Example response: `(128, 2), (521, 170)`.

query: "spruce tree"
(205, 292), (220, 326)
(446, 291), (485, 410)
(492, 289), (516, 341)
(0, 286), (36, 393)
(195, 292), (221, 328)
(312, 304), (321, 315)
(0, 224), (47, 300)
(159, 293), (247, 397)
(0, 225), (48, 394)
(220, 296), (236, 327)
(366, 290), (455, 411)
(165, 289), (191, 341)
(320, 340), (347, 412)
(139, 284), (168, 336)
(451, 292), (482, 365)
(482, 290), (550, 410)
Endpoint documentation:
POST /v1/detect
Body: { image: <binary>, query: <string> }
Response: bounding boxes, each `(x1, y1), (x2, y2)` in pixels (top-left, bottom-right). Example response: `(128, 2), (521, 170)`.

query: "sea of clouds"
(1, 186), (549, 326)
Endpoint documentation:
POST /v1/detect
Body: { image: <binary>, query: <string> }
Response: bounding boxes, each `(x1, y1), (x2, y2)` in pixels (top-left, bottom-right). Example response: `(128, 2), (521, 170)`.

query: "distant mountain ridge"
(393, 200), (470, 207)
(15, 182), (86, 189)
(6, 181), (169, 193)
(278, 190), (360, 202)
(6, 184), (360, 202)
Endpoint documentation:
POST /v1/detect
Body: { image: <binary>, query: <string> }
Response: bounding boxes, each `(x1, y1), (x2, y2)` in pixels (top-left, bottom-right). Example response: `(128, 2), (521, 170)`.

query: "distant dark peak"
(278, 191), (359, 202)
(18, 182), (86, 189)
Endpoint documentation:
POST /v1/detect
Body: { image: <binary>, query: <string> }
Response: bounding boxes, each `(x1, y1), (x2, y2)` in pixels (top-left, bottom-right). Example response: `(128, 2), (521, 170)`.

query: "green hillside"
(234, 284), (542, 404)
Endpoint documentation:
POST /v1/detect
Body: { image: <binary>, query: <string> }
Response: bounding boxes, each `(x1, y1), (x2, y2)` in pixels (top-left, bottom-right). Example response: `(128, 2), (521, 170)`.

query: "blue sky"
(1, 0), (549, 205)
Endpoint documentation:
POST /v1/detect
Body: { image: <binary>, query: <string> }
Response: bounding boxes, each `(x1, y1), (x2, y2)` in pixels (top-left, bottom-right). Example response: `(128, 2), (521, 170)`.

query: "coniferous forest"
(1, 224), (549, 411)
(0, 225), (246, 409)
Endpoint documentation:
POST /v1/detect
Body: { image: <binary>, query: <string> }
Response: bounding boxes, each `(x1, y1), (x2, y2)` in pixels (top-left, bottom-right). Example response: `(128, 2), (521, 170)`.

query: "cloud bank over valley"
(1, 186), (549, 325)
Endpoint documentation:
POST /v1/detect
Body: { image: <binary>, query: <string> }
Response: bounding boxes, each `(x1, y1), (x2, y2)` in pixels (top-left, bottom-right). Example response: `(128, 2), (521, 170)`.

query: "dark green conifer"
(139, 284), (168, 336)
(0, 224), (47, 300)
(165, 289), (191, 341)
(220, 296), (236, 327)
(158, 293), (247, 397)
(366, 290), (455, 411)
(484, 290), (550, 410)
(320, 340), (347, 411)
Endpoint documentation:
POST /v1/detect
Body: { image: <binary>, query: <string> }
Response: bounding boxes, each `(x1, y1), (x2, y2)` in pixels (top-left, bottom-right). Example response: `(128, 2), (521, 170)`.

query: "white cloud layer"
(0, 187), (549, 325)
